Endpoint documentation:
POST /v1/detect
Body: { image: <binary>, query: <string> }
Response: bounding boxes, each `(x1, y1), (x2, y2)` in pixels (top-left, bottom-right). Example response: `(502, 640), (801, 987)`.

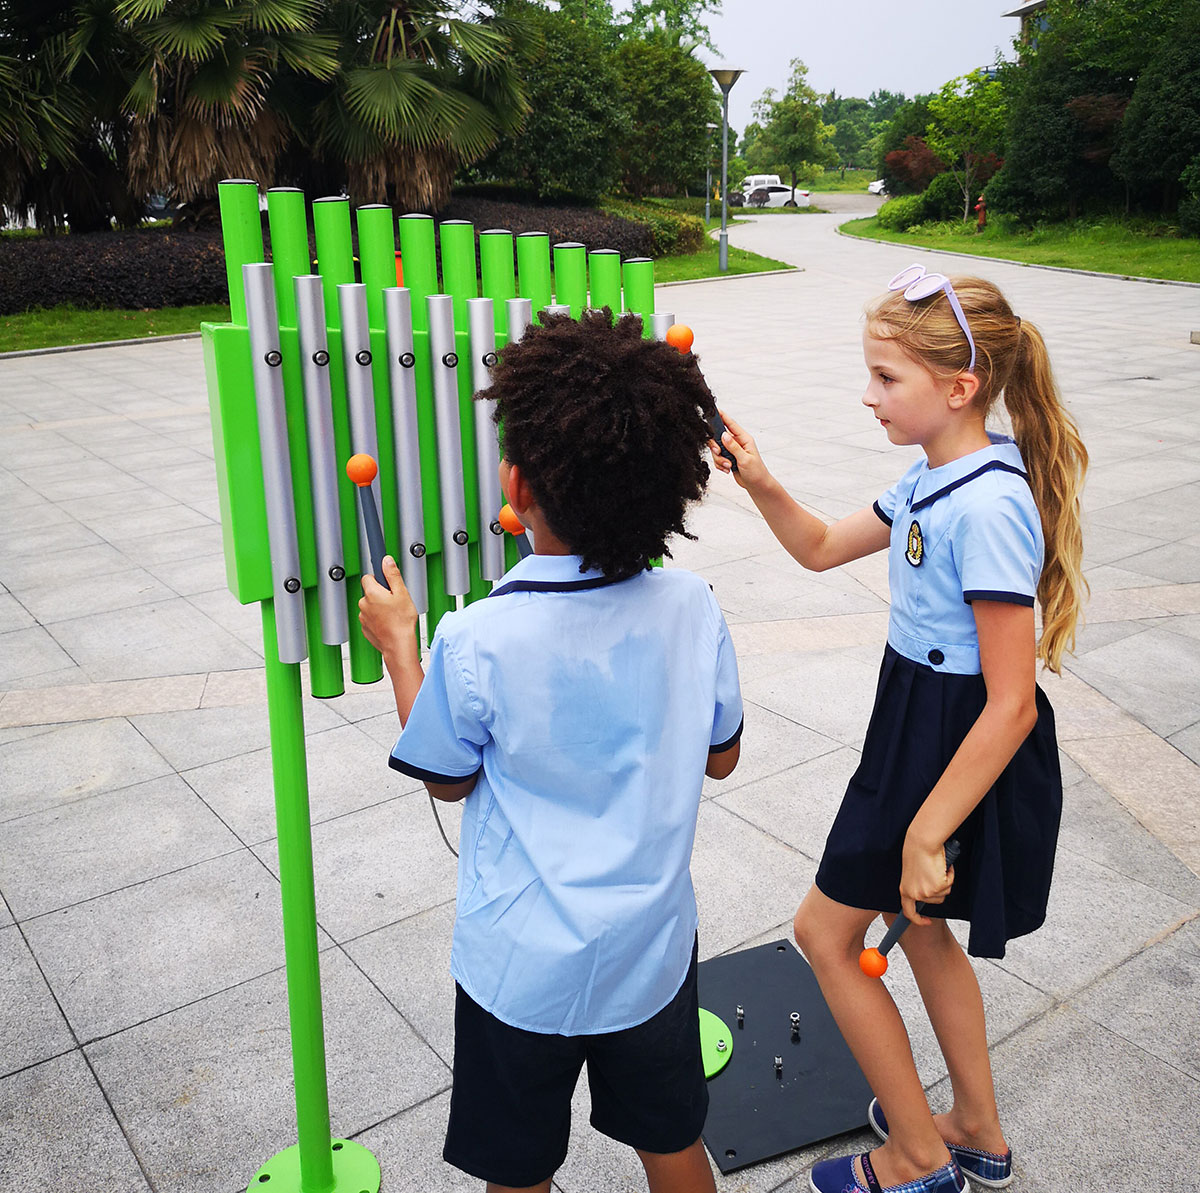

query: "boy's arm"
(706, 740), (740, 779)
(360, 557), (480, 803)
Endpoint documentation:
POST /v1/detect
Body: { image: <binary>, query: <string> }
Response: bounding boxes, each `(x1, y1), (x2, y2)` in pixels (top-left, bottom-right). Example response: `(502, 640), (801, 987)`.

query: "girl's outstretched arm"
(710, 410), (890, 571)
(901, 600), (1039, 923)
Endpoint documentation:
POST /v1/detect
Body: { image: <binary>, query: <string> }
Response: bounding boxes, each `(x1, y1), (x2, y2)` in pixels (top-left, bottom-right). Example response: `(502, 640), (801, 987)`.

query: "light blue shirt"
(874, 436), (1044, 675)
(390, 554), (743, 1035)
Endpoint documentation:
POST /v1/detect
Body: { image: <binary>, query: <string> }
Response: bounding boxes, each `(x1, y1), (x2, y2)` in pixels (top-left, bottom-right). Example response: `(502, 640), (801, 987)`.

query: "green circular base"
(246, 1139), (380, 1193)
(699, 1006), (734, 1079)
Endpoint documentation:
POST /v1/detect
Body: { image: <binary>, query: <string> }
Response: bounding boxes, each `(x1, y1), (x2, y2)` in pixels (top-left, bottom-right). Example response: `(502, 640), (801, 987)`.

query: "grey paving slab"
(86, 949), (449, 1193)
(23, 849), (308, 1040)
(47, 597), (263, 681)
(0, 623), (79, 686)
(0, 1051), (151, 1193)
(0, 592), (34, 633)
(0, 716), (174, 823)
(0, 923), (75, 1073)
(0, 773), (243, 920)
(251, 791), (461, 943)
(184, 722), (419, 845)
(976, 1005), (1200, 1193)
(12, 567), (175, 624)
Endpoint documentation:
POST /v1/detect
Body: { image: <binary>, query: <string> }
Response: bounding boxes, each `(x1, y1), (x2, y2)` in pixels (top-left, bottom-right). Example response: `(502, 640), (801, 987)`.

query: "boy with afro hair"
(358, 309), (743, 1193)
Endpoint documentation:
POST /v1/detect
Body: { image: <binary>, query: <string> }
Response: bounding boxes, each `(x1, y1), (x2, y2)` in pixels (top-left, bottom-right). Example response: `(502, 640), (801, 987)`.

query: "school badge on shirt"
(905, 520), (924, 567)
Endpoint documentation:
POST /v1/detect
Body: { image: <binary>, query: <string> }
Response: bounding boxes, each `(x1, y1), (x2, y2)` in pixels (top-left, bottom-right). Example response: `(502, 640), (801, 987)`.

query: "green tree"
(481, 8), (625, 201)
(925, 69), (1007, 220)
(623, 0), (721, 53)
(748, 59), (835, 192)
(614, 32), (718, 198)
(822, 92), (873, 172)
(1110, 13), (1200, 212)
(874, 94), (933, 192)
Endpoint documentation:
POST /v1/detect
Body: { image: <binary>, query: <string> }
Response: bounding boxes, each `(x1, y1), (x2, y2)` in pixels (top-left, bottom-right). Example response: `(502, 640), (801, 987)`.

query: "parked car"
(868, 179), (887, 195)
(746, 184), (810, 209)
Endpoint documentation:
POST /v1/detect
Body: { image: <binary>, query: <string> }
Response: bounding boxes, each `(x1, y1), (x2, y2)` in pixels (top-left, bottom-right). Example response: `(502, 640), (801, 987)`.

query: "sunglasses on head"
(887, 264), (977, 374)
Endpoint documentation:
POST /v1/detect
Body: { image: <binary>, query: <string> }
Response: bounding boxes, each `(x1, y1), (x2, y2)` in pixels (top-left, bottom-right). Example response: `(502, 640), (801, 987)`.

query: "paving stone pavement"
(1, 202), (1198, 1192)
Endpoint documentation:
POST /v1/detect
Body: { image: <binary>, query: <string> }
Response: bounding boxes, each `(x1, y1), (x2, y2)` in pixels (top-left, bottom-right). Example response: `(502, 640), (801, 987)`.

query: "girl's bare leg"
(636, 1138), (717, 1193)
(793, 885), (951, 1188)
(893, 917), (1008, 1156)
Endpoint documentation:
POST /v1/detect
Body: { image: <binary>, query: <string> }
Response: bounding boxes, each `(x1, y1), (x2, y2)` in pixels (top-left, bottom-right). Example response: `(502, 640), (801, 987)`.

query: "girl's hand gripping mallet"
(498, 503), (533, 558)
(859, 838), (962, 978)
(346, 453), (388, 587)
(666, 322), (737, 473)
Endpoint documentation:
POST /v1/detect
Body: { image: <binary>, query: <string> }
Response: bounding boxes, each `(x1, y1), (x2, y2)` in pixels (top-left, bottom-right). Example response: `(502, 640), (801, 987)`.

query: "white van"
(742, 174), (783, 193)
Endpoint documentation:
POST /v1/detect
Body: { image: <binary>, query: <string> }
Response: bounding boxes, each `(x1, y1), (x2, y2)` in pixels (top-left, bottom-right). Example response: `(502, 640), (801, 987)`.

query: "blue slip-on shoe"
(809, 1150), (968, 1193)
(868, 1098), (1013, 1189)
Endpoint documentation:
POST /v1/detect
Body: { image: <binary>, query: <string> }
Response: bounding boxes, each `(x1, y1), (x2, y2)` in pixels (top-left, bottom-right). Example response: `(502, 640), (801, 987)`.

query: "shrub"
(921, 171), (968, 222)
(0, 226), (229, 316)
(600, 200), (706, 256)
(876, 194), (928, 231)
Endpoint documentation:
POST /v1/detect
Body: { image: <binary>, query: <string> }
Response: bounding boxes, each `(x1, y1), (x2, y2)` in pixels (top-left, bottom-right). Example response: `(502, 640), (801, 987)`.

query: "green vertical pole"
(398, 215), (453, 637)
(439, 220), (478, 331)
(479, 229), (515, 340)
(516, 232), (552, 321)
(588, 249), (622, 318)
(218, 180), (265, 325)
(269, 189), (344, 701)
(553, 242), (587, 318)
(313, 198), (379, 686)
(257, 599), (333, 1191)
(622, 257), (656, 337)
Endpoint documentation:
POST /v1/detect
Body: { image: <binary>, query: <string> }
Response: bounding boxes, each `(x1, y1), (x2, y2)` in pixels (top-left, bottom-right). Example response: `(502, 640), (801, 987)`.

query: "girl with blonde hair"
(712, 265), (1087, 1193)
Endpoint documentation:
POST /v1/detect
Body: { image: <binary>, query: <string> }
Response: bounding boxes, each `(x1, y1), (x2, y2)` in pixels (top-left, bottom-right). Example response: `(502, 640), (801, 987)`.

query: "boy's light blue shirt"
(873, 435), (1044, 675)
(389, 554), (743, 1036)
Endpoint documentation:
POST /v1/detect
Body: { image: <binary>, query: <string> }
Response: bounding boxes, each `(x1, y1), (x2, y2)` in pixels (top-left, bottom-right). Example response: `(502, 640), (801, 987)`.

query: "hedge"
(600, 199), (706, 256)
(875, 194), (928, 232)
(2, 199), (663, 316)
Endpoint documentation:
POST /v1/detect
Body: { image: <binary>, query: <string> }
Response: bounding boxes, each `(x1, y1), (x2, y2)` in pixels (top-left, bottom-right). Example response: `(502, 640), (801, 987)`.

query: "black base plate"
(698, 940), (873, 1174)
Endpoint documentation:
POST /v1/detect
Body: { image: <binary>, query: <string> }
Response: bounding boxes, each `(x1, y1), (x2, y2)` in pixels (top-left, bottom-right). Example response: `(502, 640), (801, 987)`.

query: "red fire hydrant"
(974, 195), (987, 232)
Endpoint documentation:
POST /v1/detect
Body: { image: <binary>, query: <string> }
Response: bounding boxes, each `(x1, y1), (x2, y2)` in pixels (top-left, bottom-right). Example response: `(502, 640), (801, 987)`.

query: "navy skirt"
(814, 644), (1062, 959)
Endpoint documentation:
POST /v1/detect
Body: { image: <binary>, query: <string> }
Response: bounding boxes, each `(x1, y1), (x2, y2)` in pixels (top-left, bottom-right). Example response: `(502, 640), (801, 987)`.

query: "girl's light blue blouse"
(873, 435), (1045, 676)
(390, 554), (743, 1035)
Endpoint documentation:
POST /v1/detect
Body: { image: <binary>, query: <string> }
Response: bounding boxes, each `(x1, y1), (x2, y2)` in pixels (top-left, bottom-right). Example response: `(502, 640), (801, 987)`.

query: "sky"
(694, 0), (1023, 133)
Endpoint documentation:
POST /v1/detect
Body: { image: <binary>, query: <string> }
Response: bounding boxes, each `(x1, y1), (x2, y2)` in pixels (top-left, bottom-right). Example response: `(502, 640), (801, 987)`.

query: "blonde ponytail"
(1002, 320), (1088, 673)
(867, 277), (1088, 672)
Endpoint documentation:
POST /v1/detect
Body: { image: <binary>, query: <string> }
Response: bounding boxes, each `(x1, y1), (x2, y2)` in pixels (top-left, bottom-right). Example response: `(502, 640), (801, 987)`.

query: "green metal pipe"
(397, 216), (438, 332)
(266, 189), (310, 328)
(438, 220), (478, 332)
(587, 249), (622, 319)
(311, 199), (355, 326)
(552, 242), (587, 318)
(217, 180), (264, 326)
(516, 232), (552, 321)
(479, 230), (515, 340)
(356, 205), (396, 331)
(621, 258), (656, 336)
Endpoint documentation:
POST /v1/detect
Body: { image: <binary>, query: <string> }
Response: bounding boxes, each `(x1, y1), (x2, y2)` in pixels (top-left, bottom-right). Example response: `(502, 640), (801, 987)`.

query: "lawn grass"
(808, 168), (877, 193)
(653, 239), (792, 283)
(841, 215), (1200, 284)
(1, 302), (231, 354)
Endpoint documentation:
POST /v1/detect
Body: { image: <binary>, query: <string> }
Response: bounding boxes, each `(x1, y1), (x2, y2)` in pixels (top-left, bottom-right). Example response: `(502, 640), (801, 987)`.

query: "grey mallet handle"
(877, 838), (962, 958)
(513, 533), (533, 559)
(710, 410), (738, 472)
(357, 486), (387, 588)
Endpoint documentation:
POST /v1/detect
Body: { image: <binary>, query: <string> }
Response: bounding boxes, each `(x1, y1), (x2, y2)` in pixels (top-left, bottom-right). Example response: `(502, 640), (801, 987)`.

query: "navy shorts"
(442, 940), (708, 1188)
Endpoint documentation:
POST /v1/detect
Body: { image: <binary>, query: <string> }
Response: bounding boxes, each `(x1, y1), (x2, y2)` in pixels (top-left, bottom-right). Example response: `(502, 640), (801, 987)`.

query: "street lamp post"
(704, 122), (719, 224)
(708, 67), (744, 272)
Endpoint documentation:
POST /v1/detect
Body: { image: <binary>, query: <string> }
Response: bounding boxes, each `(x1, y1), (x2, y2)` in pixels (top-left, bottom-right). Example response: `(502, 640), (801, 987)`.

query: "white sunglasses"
(887, 263), (977, 374)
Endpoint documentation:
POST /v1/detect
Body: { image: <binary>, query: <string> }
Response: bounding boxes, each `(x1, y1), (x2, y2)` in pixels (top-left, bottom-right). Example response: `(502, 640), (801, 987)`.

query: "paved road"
(1, 208), (1197, 1193)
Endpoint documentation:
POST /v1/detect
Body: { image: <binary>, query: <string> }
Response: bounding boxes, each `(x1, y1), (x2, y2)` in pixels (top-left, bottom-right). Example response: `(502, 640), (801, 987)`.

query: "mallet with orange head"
(666, 323), (738, 472)
(346, 453), (388, 587)
(859, 839), (961, 978)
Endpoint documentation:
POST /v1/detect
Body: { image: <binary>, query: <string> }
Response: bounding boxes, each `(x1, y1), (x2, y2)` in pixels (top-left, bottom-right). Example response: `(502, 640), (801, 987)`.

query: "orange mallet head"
(665, 323), (694, 354)
(859, 947), (889, 978)
(346, 453), (378, 487)
(497, 503), (525, 536)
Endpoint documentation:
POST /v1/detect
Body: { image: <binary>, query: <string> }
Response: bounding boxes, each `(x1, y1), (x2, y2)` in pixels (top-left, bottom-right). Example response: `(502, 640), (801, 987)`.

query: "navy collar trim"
(487, 574), (626, 598)
(909, 460), (1028, 514)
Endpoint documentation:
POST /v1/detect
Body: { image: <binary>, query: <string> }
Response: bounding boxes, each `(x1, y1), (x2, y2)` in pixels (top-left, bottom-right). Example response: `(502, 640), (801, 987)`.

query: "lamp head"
(709, 67), (744, 93)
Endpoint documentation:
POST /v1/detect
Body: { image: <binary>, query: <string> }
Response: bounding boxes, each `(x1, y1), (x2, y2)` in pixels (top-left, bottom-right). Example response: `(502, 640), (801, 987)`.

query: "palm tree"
(295, 1), (533, 211)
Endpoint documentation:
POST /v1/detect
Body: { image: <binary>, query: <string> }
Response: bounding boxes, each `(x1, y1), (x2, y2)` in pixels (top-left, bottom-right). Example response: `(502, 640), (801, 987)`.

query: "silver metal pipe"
(650, 311), (675, 340)
(543, 303), (571, 318)
(427, 294), (470, 595)
(337, 283), (384, 582)
(294, 274), (348, 645)
(506, 298), (533, 348)
(468, 298), (505, 581)
(383, 287), (429, 614)
(243, 262), (307, 664)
